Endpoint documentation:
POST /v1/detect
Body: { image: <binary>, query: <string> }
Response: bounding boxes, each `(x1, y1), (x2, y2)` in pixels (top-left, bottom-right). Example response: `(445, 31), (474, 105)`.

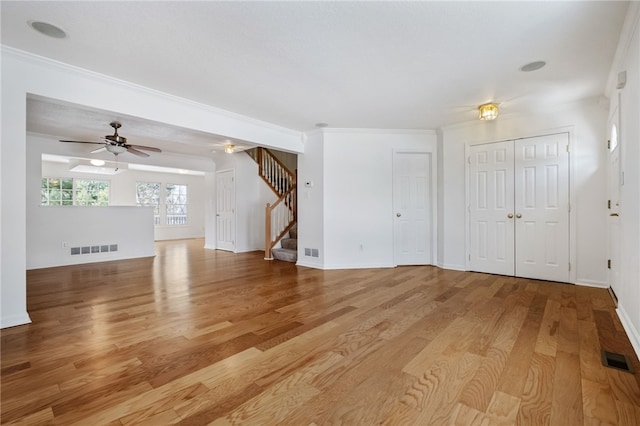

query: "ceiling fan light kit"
(478, 103), (499, 120)
(59, 121), (162, 157)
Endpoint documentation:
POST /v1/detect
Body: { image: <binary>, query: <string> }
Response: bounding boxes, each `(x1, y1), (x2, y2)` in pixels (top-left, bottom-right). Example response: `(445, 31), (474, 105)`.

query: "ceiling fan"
(59, 121), (162, 157)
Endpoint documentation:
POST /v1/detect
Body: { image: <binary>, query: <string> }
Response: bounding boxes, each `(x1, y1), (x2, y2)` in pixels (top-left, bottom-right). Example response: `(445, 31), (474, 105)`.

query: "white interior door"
(216, 170), (235, 251)
(608, 105), (621, 296)
(469, 141), (515, 276)
(394, 152), (432, 265)
(514, 134), (570, 282)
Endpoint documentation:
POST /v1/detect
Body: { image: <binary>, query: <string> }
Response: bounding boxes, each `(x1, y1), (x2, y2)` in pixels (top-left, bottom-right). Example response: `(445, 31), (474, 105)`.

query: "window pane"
(166, 184), (187, 225)
(48, 178), (60, 189)
(75, 179), (110, 206)
(137, 182), (161, 225)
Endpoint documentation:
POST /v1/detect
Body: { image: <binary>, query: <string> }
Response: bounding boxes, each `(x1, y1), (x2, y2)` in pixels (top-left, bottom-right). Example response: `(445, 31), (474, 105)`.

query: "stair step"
(281, 238), (297, 250)
(272, 248), (297, 263)
(289, 225), (298, 239)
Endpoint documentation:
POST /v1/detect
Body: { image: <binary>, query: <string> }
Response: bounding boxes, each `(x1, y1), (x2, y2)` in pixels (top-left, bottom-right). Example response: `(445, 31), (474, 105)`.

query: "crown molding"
(1, 46), (302, 140)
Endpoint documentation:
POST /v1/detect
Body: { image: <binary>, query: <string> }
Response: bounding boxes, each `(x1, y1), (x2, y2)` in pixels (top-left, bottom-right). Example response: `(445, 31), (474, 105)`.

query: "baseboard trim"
(295, 260), (323, 269)
(616, 305), (640, 360)
(1, 312), (32, 329)
(437, 263), (467, 272)
(321, 263), (395, 270)
(575, 279), (608, 288)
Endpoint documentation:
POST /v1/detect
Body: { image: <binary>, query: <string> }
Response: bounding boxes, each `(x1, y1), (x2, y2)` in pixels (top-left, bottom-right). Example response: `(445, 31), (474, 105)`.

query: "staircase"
(272, 224), (297, 262)
(246, 147), (297, 262)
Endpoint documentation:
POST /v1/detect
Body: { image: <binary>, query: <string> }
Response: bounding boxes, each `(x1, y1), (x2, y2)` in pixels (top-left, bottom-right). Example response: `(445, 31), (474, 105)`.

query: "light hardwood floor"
(2, 238), (640, 425)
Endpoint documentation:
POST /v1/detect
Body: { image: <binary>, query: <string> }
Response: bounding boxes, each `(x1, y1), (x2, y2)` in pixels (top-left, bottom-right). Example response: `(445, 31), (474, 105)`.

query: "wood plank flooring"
(2, 238), (640, 425)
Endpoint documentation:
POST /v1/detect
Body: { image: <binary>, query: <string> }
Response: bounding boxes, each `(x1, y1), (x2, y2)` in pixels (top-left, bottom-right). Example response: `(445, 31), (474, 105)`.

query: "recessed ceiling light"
(315, 123), (329, 128)
(28, 21), (67, 39)
(520, 61), (546, 72)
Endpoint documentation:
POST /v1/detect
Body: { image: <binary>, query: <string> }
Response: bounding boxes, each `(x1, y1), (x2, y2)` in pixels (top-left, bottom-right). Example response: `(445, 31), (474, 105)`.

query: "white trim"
(438, 263), (467, 272)
(318, 263), (395, 270)
(321, 128), (436, 136)
(3, 46), (301, 139)
(605, 2), (640, 96)
(617, 305), (640, 360)
(1, 312), (32, 329)
(575, 280), (608, 288)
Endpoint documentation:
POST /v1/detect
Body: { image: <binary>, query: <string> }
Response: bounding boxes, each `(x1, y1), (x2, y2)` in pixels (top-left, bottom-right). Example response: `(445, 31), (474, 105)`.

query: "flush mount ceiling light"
(315, 123), (329, 128)
(28, 21), (67, 39)
(520, 60), (546, 72)
(478, 103), (499, 120)
(90, 159), (105, 166)
(224, 144), (235, 154)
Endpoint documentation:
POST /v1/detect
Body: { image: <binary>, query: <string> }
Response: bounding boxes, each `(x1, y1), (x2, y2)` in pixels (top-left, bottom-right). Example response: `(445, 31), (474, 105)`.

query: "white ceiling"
(0, 1), (629, 150)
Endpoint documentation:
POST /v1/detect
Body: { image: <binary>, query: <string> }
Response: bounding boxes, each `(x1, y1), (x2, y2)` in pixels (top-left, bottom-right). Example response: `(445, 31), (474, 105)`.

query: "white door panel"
(394, 152), (432, 265)
(608, 103), (621, 295)
(468, 134), (570, 283)
(469, 141), (515, 276)
(515, 134), (570, 282)
(216, 170), (235, 251)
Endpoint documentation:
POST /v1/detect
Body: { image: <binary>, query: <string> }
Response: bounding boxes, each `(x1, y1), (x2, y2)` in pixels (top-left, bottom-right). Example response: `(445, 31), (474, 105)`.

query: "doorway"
(468, 133), (570, 282)
(393, 151), (433, 265)
(608, 101), (621, 298)
(216, 169), (236, 251)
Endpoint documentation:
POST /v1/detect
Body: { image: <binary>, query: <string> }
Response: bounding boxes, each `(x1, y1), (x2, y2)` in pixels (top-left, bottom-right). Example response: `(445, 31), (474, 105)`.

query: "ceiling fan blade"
(126, 147), (150, 157)
(59, 140), (105, 145)
(128, 144), (161, 153)
(91, 147), (107, 154)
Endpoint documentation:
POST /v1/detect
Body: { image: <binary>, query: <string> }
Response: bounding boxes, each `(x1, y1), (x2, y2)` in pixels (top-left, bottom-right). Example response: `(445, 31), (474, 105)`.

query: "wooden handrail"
(264, 185), (297, 260)
(247, 147), (297, 260)
(255, 147), (295, 198)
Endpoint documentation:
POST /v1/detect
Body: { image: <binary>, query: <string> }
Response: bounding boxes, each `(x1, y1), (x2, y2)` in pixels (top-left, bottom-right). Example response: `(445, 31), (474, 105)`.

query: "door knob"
(396, 213), (402, 217)
(507, 213), (514, 219)
(516, 213), (522, 219)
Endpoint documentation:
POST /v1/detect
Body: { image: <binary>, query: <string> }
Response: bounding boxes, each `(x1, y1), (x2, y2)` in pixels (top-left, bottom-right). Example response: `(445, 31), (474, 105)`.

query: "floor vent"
(71, 244), (118, 256)
(601, 351), (633, 373)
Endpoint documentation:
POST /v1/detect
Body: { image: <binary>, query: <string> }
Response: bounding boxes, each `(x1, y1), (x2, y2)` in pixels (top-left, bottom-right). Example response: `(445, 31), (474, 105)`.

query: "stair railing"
(246, 148), (296, 259)
(255, 148), (295, 197)
(264, 185), (297, 259)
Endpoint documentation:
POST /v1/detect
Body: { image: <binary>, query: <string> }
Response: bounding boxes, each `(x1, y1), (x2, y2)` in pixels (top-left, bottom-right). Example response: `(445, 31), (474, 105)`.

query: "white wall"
(27, 206), (155, 269)
(26, 135), (204, 268)
(607, 3), (640, 356)
(1, 47), (303, 328)
(298, 129), (437, 269)
(440, 98), (608, 287)
(297, 131), (325, 269)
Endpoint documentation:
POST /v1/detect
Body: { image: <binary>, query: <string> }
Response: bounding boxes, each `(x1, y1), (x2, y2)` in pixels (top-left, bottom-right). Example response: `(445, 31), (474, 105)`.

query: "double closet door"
(468, 133), (570, 283)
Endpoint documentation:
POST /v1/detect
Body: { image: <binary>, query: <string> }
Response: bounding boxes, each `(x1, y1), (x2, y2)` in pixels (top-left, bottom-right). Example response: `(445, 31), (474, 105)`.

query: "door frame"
(464, 128), (577, 283)
(607, 94), (622, 298)
(392, 148), (438, 266)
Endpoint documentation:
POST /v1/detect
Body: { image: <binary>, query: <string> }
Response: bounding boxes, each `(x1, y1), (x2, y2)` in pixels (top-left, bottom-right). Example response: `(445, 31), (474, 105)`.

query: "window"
(166, 184), (188, 225)
(136, 182), (161, 225)
(74, 179), (110, 206)
(41, 178), (109, 206)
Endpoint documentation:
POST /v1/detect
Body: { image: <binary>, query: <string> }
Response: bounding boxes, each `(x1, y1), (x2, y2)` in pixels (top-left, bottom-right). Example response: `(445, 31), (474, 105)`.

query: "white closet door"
(514, 134), (570, 282)
(393, 152), (432, 265)
(469, 141), (515, 276)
